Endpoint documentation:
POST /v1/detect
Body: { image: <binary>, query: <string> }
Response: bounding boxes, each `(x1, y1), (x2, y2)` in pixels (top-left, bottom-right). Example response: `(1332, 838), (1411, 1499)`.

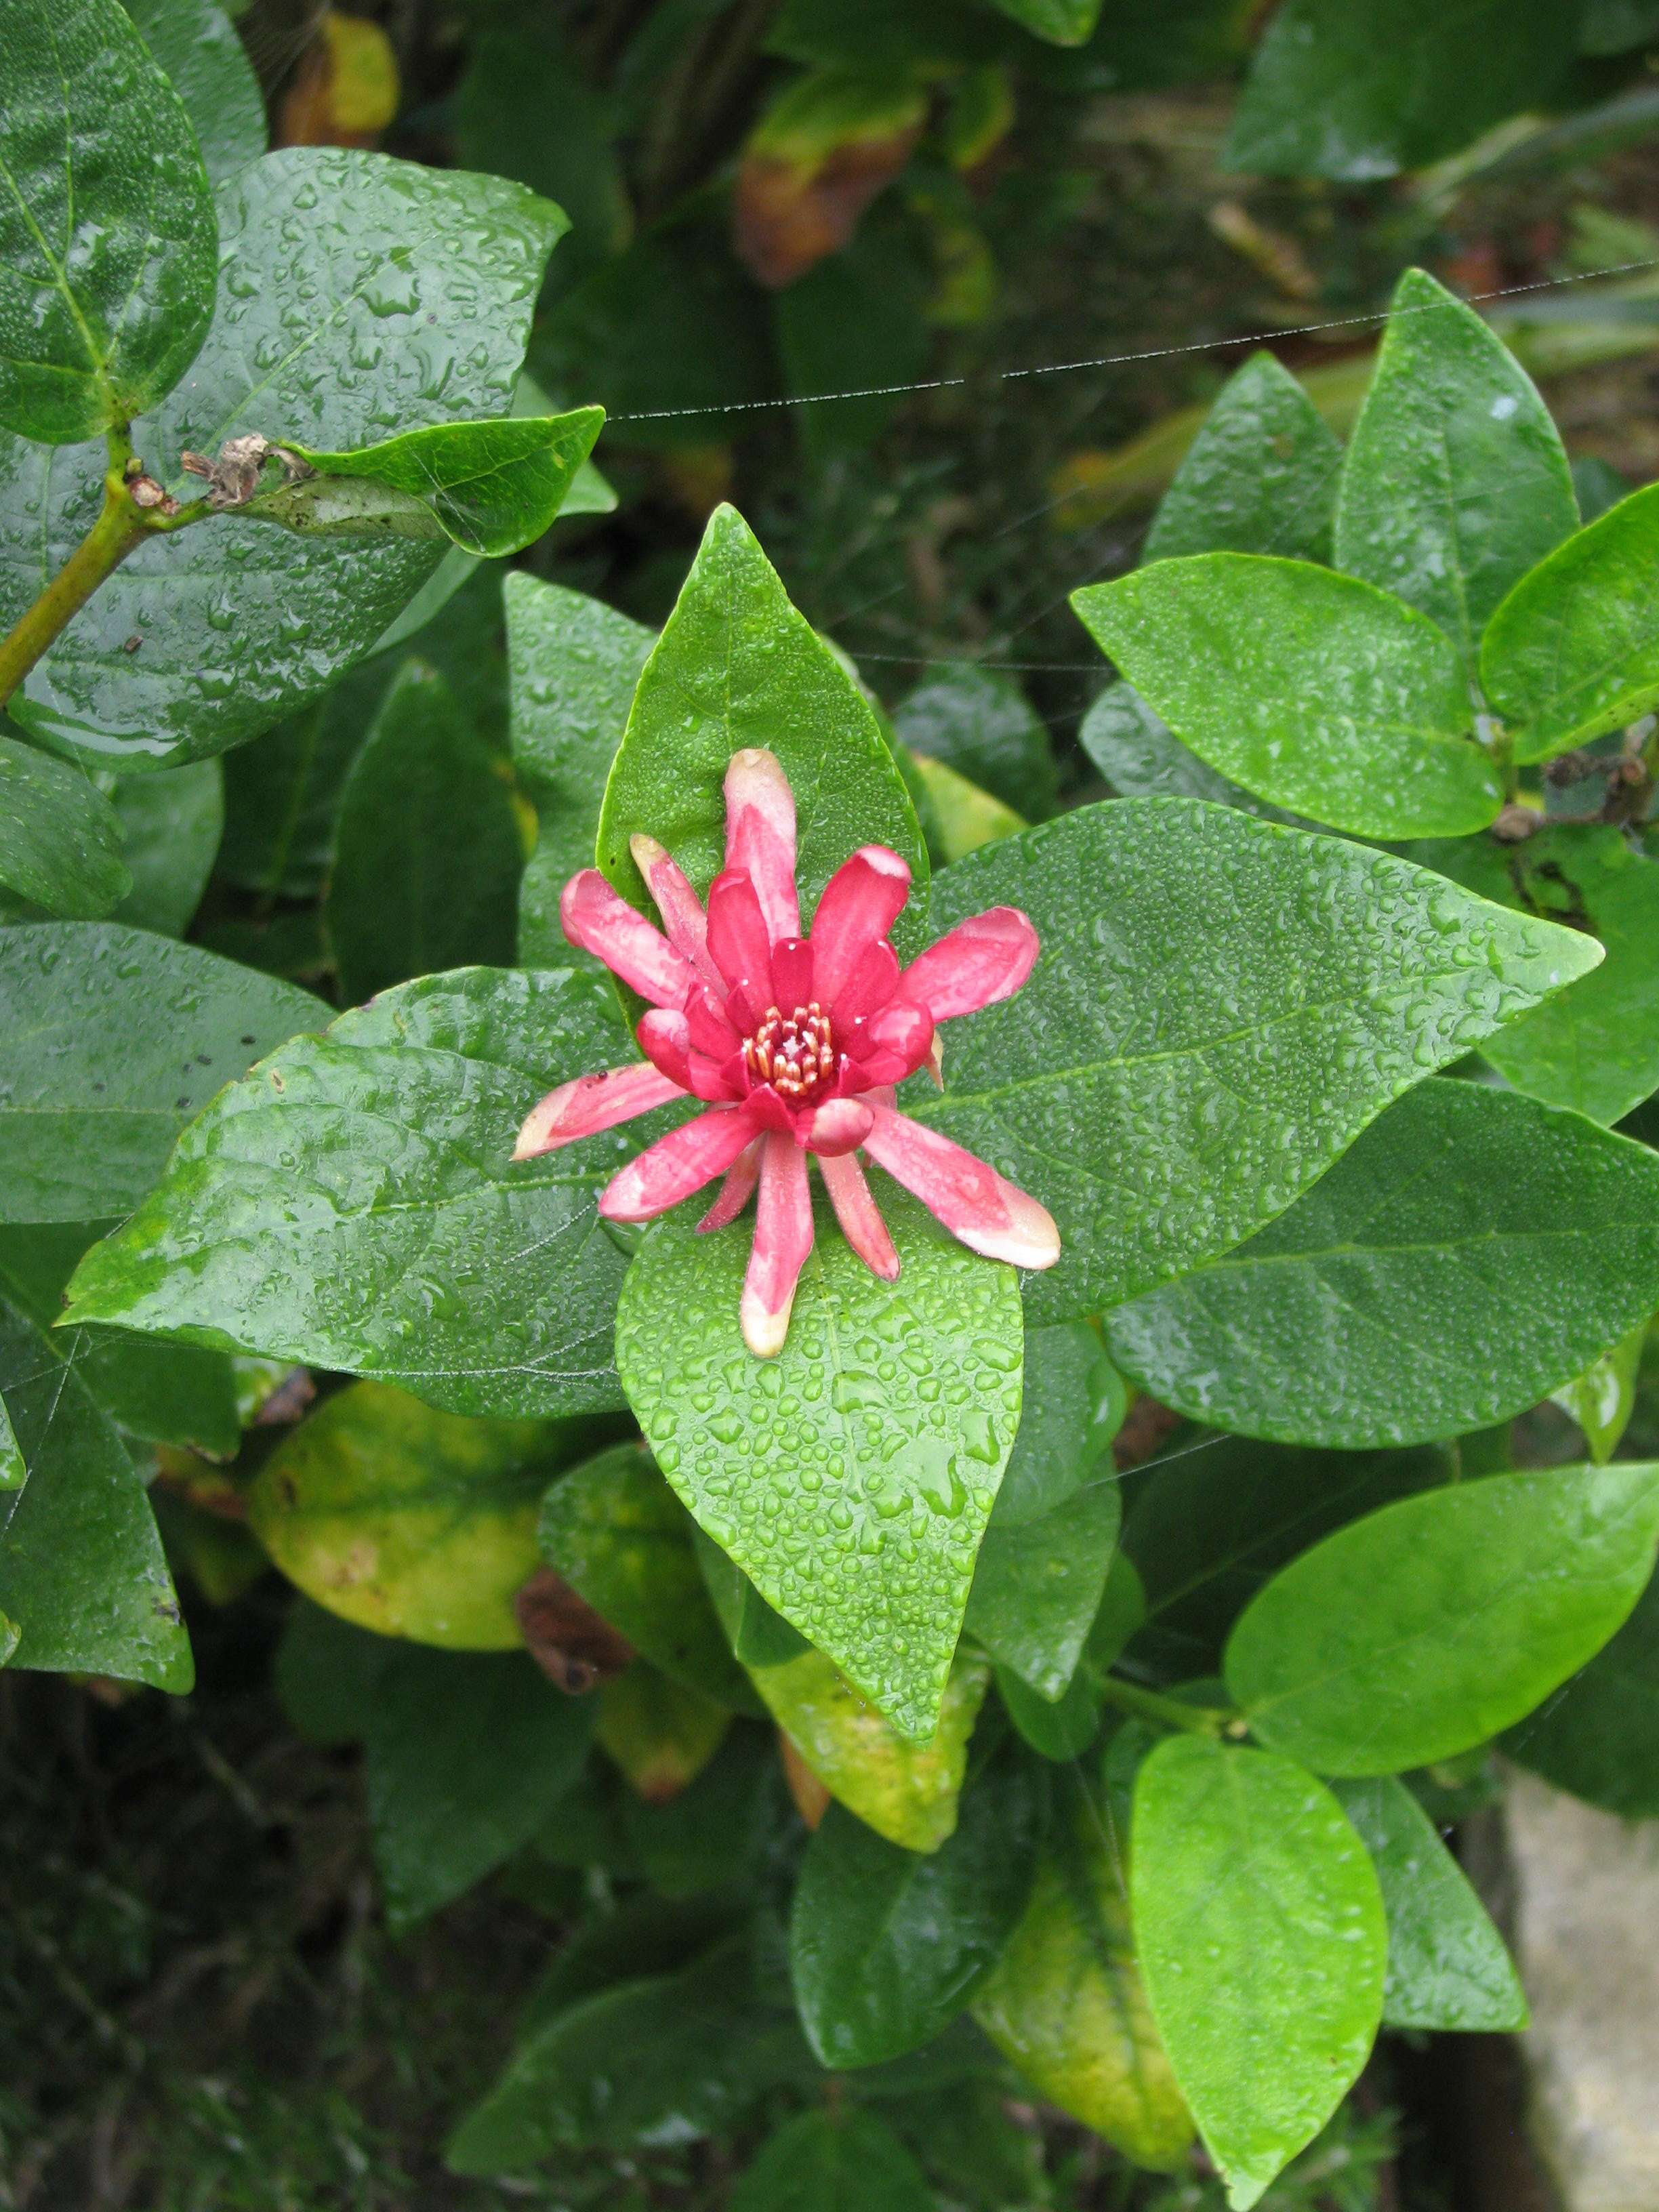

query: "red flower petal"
(599, 1106), (758, 1223)
(630, 834), (722, 993)
(811, 846), (912, 1006)
(803, 1097), (874, 1155)
(895, 907), (1039, 1022)
(560, 869), (699, 1008)
(514, 1062), (681, 1159)
(636, 1008), (694, 1091)
(770, 935), (815, 1010)
(741, 1130), (813, 1357)
(685, 984), (741, 1061)
(698, 1137), (761, 1232)
(724, 748), (800, 943)
(708, 869), (777, 1006)
(862, 1105), (1060, 1270)
(819, 1150), (900, 1282)
(844, 1000), (934, 1086)
(833, 939), (899, 1026)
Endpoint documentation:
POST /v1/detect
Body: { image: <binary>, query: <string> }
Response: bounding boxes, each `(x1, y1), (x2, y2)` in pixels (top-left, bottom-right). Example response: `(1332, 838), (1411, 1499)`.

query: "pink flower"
(514, 748), (1060, 1356)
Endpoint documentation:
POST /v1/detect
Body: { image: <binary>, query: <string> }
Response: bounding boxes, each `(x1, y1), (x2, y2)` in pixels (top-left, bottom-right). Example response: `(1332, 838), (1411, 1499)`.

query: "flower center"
(743, 1001), (835, 1103)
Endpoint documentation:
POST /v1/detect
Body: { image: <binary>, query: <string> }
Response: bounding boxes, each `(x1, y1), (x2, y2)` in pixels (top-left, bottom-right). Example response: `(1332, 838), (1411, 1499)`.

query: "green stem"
(1097, 1675), (1235, 1738)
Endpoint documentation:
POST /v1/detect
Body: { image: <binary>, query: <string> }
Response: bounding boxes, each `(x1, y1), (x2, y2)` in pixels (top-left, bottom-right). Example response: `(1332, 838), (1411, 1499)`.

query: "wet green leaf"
(995, 1321), (1119, 1527)
(0, 1294), (191, 1689)
(1107, 1080), (1659, 1448)
(1131, 1737), (1385, 2209)
(506, 573), (653, 970)
(3, 150), (561, 769)
(975, 1768), (1192, 2171)
(596, 505), (927, 960)
(1483, 483), (1659, 762)
(365, 1644), (593, 1930)
(996, 1663), (1101, 1762)
(1078, 681), (1308, 823)
(747, 1647), (990, 1851)
(595, 1661), (731, 1800)
(124, 0), (266, 186)
(790, 1749), (1040, 2066)
(695, 1530), (811, 1667)
(278, 409), (604, 558)
(915, 798), (1597, 1322)
(892, 662), (1057, 818)
(0, 0), (217, 442)
(1331, 1776), (1525, 2030)
(617, 1724), (781, 1896)
(1334, 270), (1576, 671)
(1552, 1318), (1647, 1463)
(617, 1193), (1021, 1741)
(730, 2108), (935, 2211)
(62, 968), (665, 1417)
(1504, 1567), (1659, 1816)
(214, 651), (394, 901)
(102, 760), (222, 935)
(1073, 558), (1502, 838)
(967, 1482), (1120, 1698)
(0, 735), (130, 919)
(0, 923), (324, 1223)
(0, 1394), (22, 1501)
(538, 1443), (756, 1710)
(273, 1597), (394, 1745)
(1145, 351), (1340, 567)
(249, 1381), (607, 1648)
(326, 661), (521, 1004)
(905, 752), (1026, 864)
(1225, 1464), (1659, 1774)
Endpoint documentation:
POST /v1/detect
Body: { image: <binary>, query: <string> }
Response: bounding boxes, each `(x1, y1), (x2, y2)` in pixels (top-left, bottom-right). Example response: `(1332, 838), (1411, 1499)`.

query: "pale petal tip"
(741, 1286), (793, 1359)
(966, 1189), (1061, 1272)
(630, 831), (667, 869)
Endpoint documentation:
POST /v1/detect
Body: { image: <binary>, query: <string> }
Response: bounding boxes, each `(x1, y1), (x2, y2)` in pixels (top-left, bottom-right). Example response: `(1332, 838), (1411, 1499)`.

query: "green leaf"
(123, 0), (266, 187)
(747, 1647), (990, 1851)
(995, 1320), (1120, 1526)
(0, 1218), (239, 1455)
(892, 662), (1057, 818)
(506, 573), (653, 969)
(0, 0), (217, 442)
(617, 1192), (1022, 1742)
(249, 1381), (605, 1650)
(0, 1393), (22, 1502)
(0, 733), (130, 918)
(595, 1661), (730, 1799)
(1482, 483), (1659, 763)
(102, 759), (222, 935)
(215, 653), (393, 901)
(1144, 351), (1341, 567)
(1130, 1736), (1385, 2209)
(615, 1724), (781, 1896)
(973, 1768), (1193, 2171)
(695, 1529), (811, 1667)
(966, 1482), (1120, 1698)
(595, 505), (928, 962)
(276, 410), (605, 559)
(1330, 1776), (1526, 2031)
(729, 2108), (935, 2211)
(1552, 1319), (1647, 1464)
(1224, 1464), (1659, 1776)
(365, 1644), (593, 1930)
(447, 1929), (816, 2169)
(904, 752), (1026, 865)
(1078, 680), (1309, 824)
(1504, 1565), (1659, 1816)
(325, 661), (521, 1004)
(1225, 0), (1580, 181)
(1072, 557), (1502, 838)
(789, 1752), (1041, 2067)
(274, 1596), (394, 1745)
(1334, 270), (1576, 671)
(995, 1663), (1101, 1762)
(0, 1292), (191, 1689)
(914, 798), (1597, 1323)
(1121, 1435), (1451, 1681)
(0, 922), (324, 1223)
(1107, 1079), (1659, 1449)
(61, 966), (663, 1417)
(4, 150), (562, 769)
(538, 1443), (758, 1711)
(987, 0), (1101, 43)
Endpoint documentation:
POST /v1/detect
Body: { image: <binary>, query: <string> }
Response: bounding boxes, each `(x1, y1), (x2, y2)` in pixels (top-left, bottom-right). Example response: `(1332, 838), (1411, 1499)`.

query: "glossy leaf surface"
(1073, 557), (1501, 838)
(729, 2108), (934, 2211)
(1504, 1569), (1659, 1816)
(1131, 1737), (1385, 2209)
(914, 798), (1597, 1322)
(617, 1194), (1021, 1742)
(0, 734), (129, 918)
(63, 968), (663, 1416)
(1107, 1080), (1659, 1448)
(994, 1319), (1119, 1525)
(1145, 351), (1340, 567)
(125, 0), (266, 186)
(966, 1481), (1120, 1698)
(103, 759), (222, 934)
(1225, 1465), (1659, 1774)
(892, 661), (1057, 817)
(1078, 681), (1307, 824)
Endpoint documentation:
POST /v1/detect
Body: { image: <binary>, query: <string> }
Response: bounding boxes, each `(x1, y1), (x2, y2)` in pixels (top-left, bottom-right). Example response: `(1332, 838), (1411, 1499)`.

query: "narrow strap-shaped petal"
(685, 983), (742, 1062)
(811, 846), (912, 1008)
(561, 869), (699, 1008)
(770, 935), (815, 1011)
(893, 907), (1038, 1022)
(707, 868), (777, 1006)
(698, 1136), (761, 1233)
(741, 1130), (814, 1357)
(862, 1105), (1060, 1270)
(599, 1105), (758, 1223)
(802, 1097), (874, 1155)
(833, 939), (900, 1026)
(630, 834), (723, 992)
(844, 1000), (934, 1086)
(638, 1011), (740, 1102)
(724, 748), (800, 943)
(819, 1149), (899, 1282)
(514, 1062), (681, 1160)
